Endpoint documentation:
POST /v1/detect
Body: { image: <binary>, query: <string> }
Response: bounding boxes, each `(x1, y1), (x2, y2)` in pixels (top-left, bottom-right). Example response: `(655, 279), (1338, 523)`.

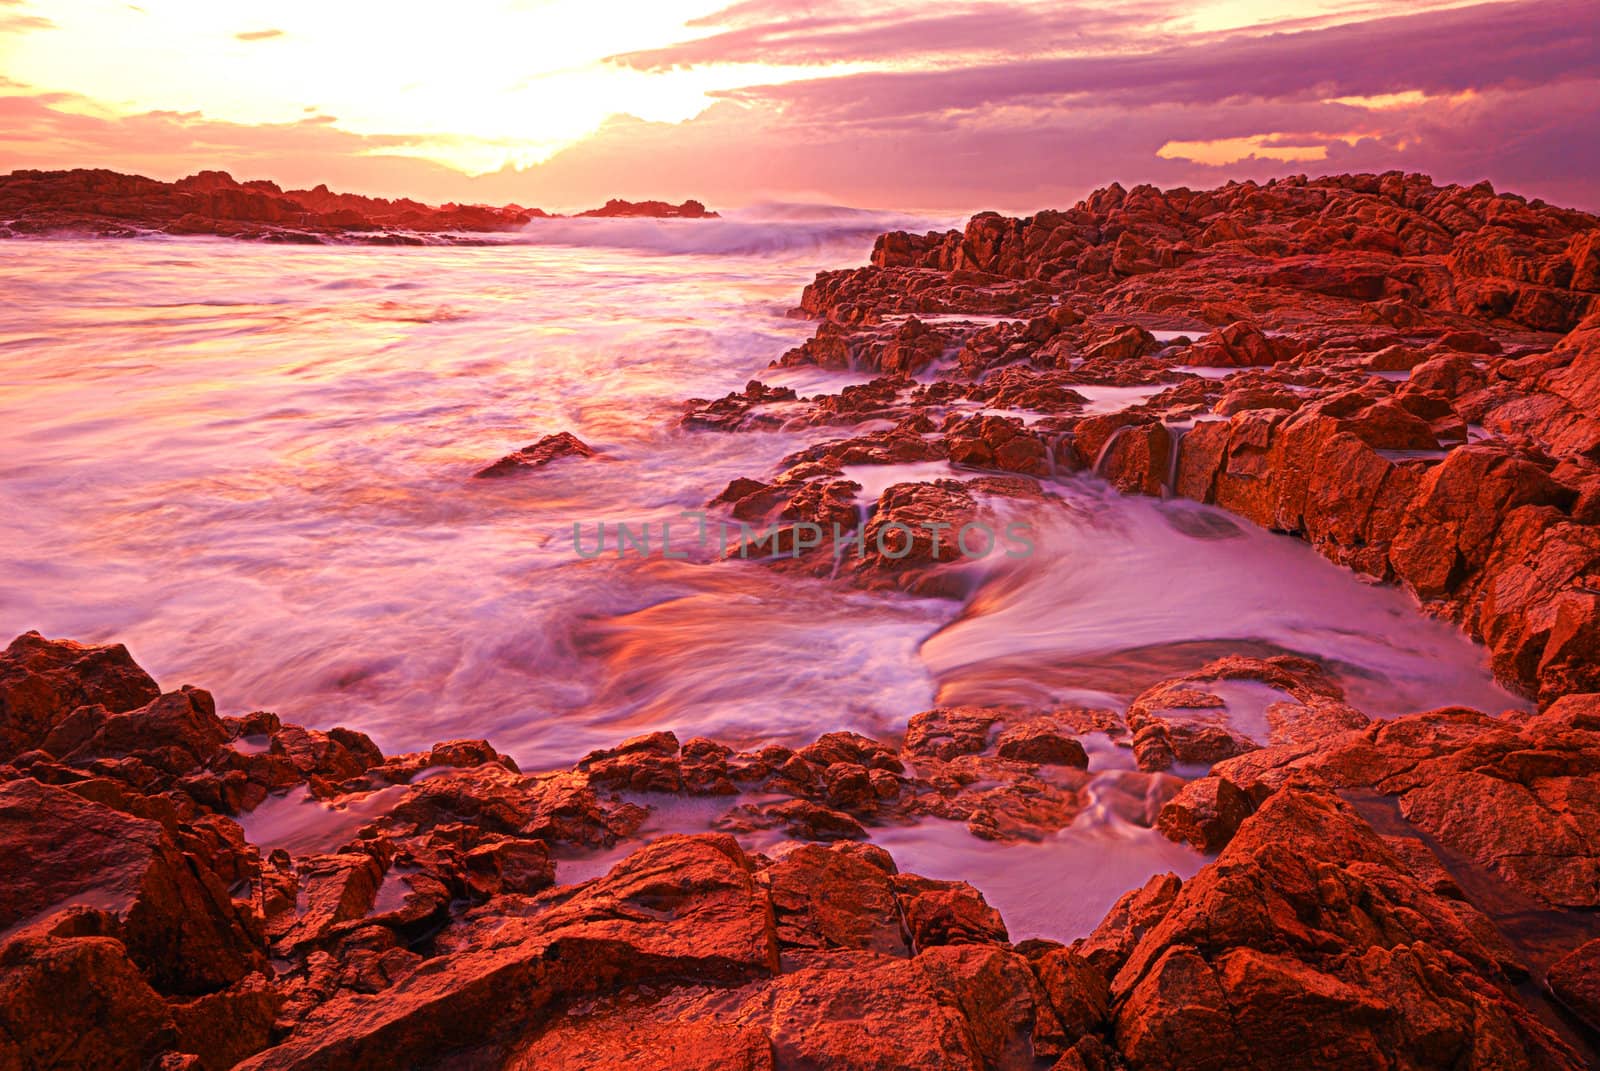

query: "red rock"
(579, 730), (684, 793)
(169, 972), (282, 1071)
(1548, 937), (1600, 1032)
(994, 720), (1089, 767)
(944, 414), (1050, 475)
(1094, 422), (1173, 496)
(895, 875), (1009, 947)
(758, 952), (990, 1069)
(0, 778), (266, 994)
(1155, 775), (1253, 852)
(577, 197), (718, 219)
(1186, 321), (1287, 367)
(1032, 947), (1111, 1041)
(879, 316), (948, 375)
(474, 431), (596, 477)
(849, 481), (982, 597)
(1075, 872), (1184, 978)
(269, 852), (385, 950)
(1389, 444), (1571, 601)
(767, 842), (908, 957)
(1111, 790), (1584, 1070)
(507, 1016), (774, 1070)
(0, 630), (160, 761)
(61, 685), (229, 773)
(235, 835), (777, 1070)
(1084, 324), (1157, 362)
(0, 923), (177, 1071)
(0, 167), (541, 240)
(903, 707), (1000, 762)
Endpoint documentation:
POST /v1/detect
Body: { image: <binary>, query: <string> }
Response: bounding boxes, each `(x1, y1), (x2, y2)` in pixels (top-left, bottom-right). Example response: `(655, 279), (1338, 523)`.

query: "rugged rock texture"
(0, 169), (718, 242)
(473, 431), (597, 477)
(10, 172), (1600, 1068)
(3, 632), (1597, 1069)
(693, 173), (1600, 707)
(578, 197), (718, 219)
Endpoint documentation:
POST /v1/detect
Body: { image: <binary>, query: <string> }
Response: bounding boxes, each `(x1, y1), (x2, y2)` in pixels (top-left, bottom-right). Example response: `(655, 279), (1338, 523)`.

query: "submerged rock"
(474, 431), (597, 477)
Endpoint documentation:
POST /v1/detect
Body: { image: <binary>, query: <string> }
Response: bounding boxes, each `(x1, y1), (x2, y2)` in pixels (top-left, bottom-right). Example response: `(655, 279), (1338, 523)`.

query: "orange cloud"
(234, 29), (284, 42)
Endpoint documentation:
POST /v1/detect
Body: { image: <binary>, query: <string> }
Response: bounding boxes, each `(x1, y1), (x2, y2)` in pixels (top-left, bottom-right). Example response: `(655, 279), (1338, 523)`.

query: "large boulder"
(0, 631), (160, 761)
(0, 778), (266, 994)
(1110, 791), (1583, 1069)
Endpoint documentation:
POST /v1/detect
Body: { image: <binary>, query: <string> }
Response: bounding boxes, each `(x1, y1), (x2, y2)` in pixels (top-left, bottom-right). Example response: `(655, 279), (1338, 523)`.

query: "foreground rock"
(2, 631), (1597, 1069)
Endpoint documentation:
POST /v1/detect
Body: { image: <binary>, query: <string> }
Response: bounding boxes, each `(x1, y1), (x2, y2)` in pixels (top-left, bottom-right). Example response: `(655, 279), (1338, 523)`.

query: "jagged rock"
(0, 778), (266, 994)
(474, 432), (596, 477)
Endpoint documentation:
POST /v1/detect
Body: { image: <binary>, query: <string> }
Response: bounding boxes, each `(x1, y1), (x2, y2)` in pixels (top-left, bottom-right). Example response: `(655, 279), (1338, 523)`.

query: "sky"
(1, 0), (1597, 212)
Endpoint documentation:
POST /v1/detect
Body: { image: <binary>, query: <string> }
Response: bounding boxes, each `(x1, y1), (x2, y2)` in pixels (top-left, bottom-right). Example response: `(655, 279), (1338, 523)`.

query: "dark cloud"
(610, 2), (1170, 70)
(713, 0), (1597, 122)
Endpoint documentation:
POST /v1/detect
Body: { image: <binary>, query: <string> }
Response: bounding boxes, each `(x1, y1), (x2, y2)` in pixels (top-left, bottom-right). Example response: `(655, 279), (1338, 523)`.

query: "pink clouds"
(503, 0), (1600, 210)
(0, 92), (482, 203)
(609, 2), (1167, 70)
(1, 0), (1596, 212)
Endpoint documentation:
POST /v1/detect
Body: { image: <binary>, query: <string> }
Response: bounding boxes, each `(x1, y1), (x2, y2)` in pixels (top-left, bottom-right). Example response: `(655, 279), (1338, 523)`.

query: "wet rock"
(0, 778), (266, 994)
(756, 799), (868, 842)
(944, 414), (1050, 475)
(1155, 775), (1253, 853)
(1111, 790), (1584, 1069)
(1548, 937), (1600, 1032)
(994, 719), (1090, 767)
(270, 722), (383, 785)
(579, 730), (684, 793)
(904, 707), (1000, 762)
(0, 923), (177, 1071)
(1095, 422), (1173, 496)
(766, 842), (908, 957)
(474, 431), (596, 477)
(0, 630), (160, 761)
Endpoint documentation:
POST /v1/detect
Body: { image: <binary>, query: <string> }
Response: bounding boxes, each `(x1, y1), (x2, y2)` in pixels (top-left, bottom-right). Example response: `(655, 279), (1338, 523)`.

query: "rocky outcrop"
(1110, 790), (1582, 1069)
(0, 169), (719, 242)
(700, 173), (1600, 707)
(3, 632), (1597, 1069)
(12, 171), (1600, 1068)
(577, 197), (718, 219)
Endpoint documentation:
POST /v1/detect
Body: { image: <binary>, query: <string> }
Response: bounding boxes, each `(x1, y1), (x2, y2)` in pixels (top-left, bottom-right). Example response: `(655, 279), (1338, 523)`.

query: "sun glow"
(1156, 134), (1337, 167)
(0, 0), (859, 173)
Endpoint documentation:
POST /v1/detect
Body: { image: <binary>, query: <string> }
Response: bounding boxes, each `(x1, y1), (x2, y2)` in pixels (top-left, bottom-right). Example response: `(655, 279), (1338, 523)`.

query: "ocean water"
(0, 213), (1528, 936)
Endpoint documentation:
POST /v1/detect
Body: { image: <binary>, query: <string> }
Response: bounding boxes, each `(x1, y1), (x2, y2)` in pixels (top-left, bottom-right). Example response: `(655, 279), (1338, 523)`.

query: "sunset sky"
(2, 0), (1597, 211)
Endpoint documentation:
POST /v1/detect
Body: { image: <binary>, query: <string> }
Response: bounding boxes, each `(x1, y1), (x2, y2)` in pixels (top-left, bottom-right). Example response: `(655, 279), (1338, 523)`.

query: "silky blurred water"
(0, 220), (1526, 778)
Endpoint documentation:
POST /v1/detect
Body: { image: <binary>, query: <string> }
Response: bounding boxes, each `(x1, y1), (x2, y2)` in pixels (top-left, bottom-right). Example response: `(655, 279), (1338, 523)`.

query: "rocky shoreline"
(0, 169), (716, 244)
(5, 171), (1600, 1069)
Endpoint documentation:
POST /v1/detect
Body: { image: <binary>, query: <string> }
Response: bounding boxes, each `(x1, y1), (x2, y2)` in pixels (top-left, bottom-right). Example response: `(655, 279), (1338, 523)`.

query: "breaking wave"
(510, 202), (959, 257)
